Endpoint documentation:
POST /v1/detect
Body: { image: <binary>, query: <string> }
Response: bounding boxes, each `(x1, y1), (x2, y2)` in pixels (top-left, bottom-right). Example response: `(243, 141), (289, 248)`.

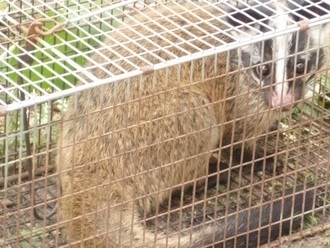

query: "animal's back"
(58, 2), (235, 247)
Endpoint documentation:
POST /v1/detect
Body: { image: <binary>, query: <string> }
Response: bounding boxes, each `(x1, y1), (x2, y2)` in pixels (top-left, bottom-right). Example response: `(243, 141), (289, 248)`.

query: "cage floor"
(0, 112), (330, 248)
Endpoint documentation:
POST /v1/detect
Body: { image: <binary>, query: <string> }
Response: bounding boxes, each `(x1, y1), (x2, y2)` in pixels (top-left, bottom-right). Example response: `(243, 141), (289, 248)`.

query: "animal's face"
(227, 0), (330, 111)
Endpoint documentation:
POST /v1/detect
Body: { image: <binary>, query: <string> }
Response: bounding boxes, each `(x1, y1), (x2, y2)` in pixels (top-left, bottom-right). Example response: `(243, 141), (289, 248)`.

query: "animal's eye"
(296, 62), (305, 73)
(256, 64), (270, 76)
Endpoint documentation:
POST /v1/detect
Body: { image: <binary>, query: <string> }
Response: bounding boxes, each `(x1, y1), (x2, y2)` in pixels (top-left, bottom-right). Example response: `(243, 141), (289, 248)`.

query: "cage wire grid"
(0, 0), (329, 110)
(0, 0), (329, 247)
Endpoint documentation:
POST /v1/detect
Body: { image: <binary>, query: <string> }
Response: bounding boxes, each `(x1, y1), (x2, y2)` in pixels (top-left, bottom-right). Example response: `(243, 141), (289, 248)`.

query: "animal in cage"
(57, 0), (330, 247)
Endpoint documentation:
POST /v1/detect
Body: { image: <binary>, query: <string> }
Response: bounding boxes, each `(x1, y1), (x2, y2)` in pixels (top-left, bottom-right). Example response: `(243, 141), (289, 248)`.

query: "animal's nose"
(271, 93), (293, 111)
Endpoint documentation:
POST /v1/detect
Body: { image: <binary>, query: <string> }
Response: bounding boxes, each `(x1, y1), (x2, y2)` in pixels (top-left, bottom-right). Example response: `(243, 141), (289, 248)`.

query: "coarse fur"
(57, 1), (330, 247)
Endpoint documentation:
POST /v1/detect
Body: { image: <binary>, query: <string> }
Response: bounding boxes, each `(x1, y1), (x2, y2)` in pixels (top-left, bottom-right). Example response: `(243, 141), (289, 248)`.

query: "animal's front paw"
(252, 148), (283, 174)
(232, 148), (283, 174)
(207, 161), (230, 187)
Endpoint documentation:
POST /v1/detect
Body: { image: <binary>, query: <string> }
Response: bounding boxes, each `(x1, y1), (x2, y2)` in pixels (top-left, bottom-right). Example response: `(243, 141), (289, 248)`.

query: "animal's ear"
(293, 0), (330, 20)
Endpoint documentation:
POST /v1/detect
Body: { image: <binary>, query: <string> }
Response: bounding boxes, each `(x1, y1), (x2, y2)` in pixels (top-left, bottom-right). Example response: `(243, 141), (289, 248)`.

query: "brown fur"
(57, 2), (317, 247)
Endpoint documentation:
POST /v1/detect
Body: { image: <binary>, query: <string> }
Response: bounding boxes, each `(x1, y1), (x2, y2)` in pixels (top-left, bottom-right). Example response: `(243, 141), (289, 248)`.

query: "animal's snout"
(271, 92), (293, 111)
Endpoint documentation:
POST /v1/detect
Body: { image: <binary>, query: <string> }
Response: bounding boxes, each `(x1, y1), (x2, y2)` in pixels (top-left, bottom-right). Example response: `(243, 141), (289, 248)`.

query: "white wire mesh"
(0, 1), (330, 247)
(0, 0), (329, 112)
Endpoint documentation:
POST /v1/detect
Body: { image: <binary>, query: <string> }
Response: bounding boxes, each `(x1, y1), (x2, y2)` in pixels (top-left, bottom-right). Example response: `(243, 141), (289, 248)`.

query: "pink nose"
(271, 94), (293, 111)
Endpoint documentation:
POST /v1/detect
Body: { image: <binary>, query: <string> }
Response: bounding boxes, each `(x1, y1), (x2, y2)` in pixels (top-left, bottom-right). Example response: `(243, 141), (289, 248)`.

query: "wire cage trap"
(0, 0), (330, 247)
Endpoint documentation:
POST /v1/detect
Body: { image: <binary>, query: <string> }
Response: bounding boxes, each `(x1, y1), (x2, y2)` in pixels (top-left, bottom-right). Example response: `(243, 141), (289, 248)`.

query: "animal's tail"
(190, 184), (316, 248)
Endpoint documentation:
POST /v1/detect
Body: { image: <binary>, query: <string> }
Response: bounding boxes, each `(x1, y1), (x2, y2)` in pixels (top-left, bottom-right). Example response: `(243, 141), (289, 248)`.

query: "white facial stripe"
(274, 34), (291, 97)
(272, 3), (292, 98)
(275, 59), (288, 96)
